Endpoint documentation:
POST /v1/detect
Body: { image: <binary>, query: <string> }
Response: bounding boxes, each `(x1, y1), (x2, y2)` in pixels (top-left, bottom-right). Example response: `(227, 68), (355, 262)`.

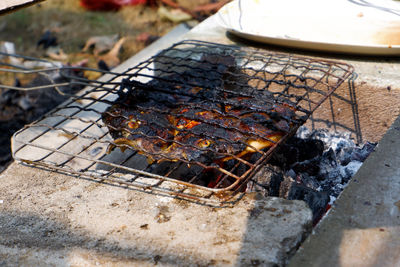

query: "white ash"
(295, 126), (375, 201)
(249, 126), (376, 206)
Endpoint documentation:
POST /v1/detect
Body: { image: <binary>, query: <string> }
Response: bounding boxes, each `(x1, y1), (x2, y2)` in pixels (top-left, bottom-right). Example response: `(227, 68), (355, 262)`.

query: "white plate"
(216, 0), (400, 55)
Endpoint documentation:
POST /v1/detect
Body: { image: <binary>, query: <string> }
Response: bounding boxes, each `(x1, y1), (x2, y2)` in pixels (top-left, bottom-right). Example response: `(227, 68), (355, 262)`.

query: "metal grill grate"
(8, 40), (356, 205)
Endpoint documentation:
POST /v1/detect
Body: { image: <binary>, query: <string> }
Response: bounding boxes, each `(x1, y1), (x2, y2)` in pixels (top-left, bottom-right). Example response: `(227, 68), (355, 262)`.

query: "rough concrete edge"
(287, 114), (400, 266)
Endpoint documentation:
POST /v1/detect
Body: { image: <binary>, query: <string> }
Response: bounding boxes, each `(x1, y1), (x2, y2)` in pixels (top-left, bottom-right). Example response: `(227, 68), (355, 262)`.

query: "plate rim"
(217, 0), (400, 55)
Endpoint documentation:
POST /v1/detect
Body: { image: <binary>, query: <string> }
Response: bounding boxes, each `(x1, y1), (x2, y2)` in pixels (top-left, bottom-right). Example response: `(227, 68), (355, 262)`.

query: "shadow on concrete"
(0, 211), (210, 266)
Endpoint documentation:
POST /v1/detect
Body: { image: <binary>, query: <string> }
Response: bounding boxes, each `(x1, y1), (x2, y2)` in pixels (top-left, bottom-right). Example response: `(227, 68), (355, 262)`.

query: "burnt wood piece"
(250, 165), (329, 224)
(287, 184), (329, 224)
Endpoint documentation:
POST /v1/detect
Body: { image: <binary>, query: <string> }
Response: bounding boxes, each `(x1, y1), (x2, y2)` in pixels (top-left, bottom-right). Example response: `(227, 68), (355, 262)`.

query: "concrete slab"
(0, 163), (312, 266)
(288, 115), (400, 267)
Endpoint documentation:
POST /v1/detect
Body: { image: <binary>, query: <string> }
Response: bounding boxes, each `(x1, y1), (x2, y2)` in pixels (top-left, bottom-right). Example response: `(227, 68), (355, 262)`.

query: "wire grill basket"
(8, 40), (356, 205)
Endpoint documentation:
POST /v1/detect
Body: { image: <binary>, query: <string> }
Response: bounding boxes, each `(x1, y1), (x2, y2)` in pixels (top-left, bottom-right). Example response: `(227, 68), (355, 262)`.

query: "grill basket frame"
(9, 40), (357, 205)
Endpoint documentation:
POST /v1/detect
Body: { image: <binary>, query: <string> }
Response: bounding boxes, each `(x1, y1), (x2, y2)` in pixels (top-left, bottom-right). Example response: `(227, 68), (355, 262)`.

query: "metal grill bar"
(3, 40), (357, 205)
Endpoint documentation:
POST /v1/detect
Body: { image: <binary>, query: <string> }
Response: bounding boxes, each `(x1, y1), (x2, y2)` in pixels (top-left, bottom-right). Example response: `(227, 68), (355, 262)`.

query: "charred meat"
(102, 71), (301, 164)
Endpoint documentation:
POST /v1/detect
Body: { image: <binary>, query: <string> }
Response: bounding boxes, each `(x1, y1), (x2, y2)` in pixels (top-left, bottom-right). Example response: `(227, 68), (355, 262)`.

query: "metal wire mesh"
(5, 40), (356, 205)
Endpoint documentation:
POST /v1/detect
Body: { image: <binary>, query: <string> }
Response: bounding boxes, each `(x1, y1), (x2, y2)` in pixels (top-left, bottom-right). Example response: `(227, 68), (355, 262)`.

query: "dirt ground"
(0, 0), (210, 67)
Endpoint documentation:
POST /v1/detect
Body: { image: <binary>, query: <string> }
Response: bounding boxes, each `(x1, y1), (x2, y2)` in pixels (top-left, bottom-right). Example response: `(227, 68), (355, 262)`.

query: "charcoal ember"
(250, 165), (329, 222)
(287, 184), (329, 223)
(317, 148), (338, 179)
(337, 146), (354, 166)
(270, 137), (324, 169)
(247, 165), (294, 197)
(336, 141), (375, 166)
(334, 138), (355, 153)
(291, 157), (320, 176)
(300, 128), (356, 152)
(297, 173), (321, 191)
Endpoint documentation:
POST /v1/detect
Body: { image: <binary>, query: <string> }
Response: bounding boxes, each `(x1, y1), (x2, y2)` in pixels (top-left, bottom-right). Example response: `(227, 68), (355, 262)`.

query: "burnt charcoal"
(0, 118), (25, 163)
(269, 144), (299, 169)
(148, 161), (179, 176)
(287, 184), (329, 223)
(341, 161), (362, 184)
(291, 157), (320, 176)
(295, 138), (325, 161)
(268, 173), (284, 197)
(248, 165), (294, 197)
(337, 146), (353, 166)
(0, 89), (21, 105)
(319, 168), (344, 196)
(234, 162), (251, 178)
(23, 73), (83, 120)
(319, 148), (337, 168)
(270, 137), (324, 169)
(14, 78), (22, 88)
(320, 167), (342, 184)
(285, 169), (297, 179)
(334, 139), (354, 153)
(351, 142), (376, 162)
(248, 127), (370, 217)
(297, 173), (321, 191)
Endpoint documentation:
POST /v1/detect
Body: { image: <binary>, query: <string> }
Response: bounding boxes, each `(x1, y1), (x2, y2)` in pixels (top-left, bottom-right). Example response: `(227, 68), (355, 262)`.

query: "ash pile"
(247, 126), (375, 223)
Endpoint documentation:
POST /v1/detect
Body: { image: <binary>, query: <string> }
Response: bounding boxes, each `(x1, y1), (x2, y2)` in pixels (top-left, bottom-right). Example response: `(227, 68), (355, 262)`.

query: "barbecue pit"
(10, 40), (358, 206)
(1, 15), (400, 266)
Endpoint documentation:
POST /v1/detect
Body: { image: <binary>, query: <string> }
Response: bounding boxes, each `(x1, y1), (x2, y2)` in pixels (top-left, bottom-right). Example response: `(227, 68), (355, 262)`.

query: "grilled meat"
(102, 72), (300, 164)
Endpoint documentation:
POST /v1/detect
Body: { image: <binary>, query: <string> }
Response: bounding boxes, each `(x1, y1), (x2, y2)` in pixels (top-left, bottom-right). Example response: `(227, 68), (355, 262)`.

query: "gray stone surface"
(0, 163), (312, 266)
(288, 115), (400, 267)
